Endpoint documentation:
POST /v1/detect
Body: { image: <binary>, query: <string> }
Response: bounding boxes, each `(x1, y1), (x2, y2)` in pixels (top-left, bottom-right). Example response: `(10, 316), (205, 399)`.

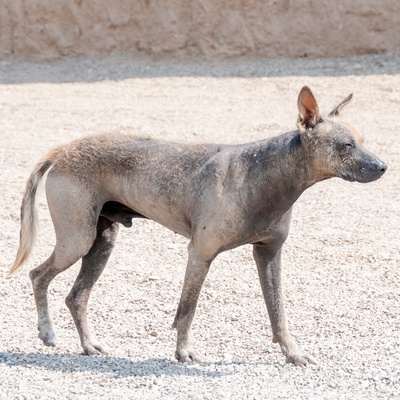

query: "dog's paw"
(175, 348), (204, 363)
(38, 326), (56, 347)
(286, 352), (317, 366)
(83, 342), (110, 356)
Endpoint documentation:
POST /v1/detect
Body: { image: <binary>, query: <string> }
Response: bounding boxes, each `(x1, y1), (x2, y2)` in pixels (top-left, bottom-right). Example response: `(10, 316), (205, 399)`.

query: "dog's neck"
(242, 131), (323, 219)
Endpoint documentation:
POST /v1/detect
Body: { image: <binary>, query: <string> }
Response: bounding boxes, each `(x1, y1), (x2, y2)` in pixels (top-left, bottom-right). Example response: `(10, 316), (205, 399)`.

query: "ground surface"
(0, 53), (399, 399)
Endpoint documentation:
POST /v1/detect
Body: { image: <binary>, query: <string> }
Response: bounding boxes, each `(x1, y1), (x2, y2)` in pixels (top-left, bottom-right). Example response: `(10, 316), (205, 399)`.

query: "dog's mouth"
(339, 164), (387, 183)
(339, 170), (358, 182)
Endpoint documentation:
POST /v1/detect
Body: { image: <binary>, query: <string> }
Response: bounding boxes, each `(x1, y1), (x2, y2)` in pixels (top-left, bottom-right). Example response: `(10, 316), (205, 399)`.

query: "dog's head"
(297, 86), (387, 183)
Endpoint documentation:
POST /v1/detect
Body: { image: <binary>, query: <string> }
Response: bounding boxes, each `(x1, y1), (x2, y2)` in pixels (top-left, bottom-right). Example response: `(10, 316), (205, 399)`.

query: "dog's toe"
(93, 342), (110, 355)
(175, 349), (204, 363)
(286, 352), (318, 366)
(83, 347), (101, 356)
(38, 329), (56, 347)
(41, 336), (57, 347)
(83, 342), (110, 356)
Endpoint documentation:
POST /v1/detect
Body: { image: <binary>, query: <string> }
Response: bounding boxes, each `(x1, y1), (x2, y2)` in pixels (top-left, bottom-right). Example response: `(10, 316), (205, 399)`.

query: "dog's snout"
(373, 160), (387, 173)
(358, 157), (387, 183)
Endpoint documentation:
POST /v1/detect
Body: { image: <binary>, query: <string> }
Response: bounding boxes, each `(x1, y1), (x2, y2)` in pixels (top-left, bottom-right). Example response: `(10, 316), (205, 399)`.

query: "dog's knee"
(65, 292), (76, 311)
(29, 268), (38, 284)
(65, 281), (90, 307)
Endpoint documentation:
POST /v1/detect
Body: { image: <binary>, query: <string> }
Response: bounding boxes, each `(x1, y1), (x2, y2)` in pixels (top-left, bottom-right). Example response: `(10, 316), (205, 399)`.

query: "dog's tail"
(8, 150), (58, 276)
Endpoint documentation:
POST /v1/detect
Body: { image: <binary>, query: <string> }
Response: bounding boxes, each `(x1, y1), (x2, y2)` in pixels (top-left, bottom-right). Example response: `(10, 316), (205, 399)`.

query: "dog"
(9, 87), (387, 366)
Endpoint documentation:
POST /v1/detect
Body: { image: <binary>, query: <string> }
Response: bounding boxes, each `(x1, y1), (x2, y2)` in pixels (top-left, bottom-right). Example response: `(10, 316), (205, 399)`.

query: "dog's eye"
(344, 142), (354, 148)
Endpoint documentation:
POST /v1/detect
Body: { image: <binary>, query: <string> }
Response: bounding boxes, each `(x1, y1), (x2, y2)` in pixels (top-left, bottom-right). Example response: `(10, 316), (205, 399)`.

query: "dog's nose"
(373, 160), (387, 174)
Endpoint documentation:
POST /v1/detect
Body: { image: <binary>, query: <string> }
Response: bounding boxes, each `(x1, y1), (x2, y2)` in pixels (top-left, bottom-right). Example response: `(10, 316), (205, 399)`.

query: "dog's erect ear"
(297, 86), (322, 133)
(328, 93), (353, 117)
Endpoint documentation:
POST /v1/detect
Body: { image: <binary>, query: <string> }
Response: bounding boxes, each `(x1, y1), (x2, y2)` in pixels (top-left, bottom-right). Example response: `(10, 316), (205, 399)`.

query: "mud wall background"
(1, 0), (400, 59)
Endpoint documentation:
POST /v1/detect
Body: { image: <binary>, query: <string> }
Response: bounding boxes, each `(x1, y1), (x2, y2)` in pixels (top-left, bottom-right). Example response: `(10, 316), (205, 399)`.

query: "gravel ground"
(0, 53), (399, 399)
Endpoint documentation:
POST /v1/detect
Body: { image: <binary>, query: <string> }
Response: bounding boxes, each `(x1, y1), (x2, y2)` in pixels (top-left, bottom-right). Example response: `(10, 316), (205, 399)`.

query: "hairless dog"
(9, 87), (386, 365)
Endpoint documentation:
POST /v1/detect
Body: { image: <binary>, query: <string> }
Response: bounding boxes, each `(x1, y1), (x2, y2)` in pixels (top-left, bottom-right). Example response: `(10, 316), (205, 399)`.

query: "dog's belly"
(112, 195), (192, 239)
(140, 209), (192, 239)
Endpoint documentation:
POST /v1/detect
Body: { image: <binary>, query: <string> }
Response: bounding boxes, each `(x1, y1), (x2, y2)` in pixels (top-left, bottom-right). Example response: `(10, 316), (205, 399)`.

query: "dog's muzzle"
(360, 159), (387, 182)
(341, 159), (387, 183)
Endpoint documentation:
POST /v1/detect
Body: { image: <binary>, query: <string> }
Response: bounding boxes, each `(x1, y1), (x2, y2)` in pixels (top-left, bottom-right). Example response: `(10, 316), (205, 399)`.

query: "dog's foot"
(278, 339), (317, 366)
(83, 342), (110, 356)
(175, 348), (204, 363)
(38, 325), (56, 347)
(286, 352), (317, 366)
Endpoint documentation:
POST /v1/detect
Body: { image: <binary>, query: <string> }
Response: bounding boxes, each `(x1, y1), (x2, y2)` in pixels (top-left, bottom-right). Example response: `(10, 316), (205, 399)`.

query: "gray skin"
(9, 87), (387, 366)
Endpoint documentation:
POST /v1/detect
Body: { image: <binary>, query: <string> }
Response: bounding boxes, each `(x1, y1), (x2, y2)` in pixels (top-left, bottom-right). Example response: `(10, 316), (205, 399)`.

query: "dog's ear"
(328, 93), (353, 117)
(297, 86), (322, 133)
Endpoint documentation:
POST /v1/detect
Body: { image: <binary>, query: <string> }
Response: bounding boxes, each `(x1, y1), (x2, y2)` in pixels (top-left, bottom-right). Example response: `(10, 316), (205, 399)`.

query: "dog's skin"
(9, 87), (386, 366)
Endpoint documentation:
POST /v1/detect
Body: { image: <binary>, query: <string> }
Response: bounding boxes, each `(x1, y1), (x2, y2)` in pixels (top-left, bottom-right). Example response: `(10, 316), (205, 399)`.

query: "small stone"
(224, 353), (233, 361)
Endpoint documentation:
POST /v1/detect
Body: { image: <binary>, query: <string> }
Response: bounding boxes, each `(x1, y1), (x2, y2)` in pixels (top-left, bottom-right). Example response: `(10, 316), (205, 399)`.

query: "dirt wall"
(1, 0), (400, 59)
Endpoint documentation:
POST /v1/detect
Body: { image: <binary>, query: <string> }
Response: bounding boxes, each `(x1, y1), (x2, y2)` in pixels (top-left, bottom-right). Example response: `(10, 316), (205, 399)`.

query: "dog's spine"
(8, 151), (57, 276)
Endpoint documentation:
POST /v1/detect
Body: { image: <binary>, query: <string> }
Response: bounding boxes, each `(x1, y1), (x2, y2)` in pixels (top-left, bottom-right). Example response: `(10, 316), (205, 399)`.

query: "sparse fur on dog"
(10, 87), (387, 365)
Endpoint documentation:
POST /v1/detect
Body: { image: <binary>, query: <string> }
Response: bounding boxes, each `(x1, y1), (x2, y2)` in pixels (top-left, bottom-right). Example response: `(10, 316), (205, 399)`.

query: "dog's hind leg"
(29, 173), (100, 348)
(29, 228), (96, 348)
(29, 252), (58, 346)
(65, 217), (119, 355)
(172, 242), (214, 362)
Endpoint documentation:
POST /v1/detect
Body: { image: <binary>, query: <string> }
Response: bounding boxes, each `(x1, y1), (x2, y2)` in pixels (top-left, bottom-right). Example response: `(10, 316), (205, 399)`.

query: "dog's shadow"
(0, 351), (253, 378)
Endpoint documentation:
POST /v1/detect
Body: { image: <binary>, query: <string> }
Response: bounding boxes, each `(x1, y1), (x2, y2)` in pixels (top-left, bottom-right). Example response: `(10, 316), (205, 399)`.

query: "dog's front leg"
(172, 242), (212, 362)
(253, 244), (317, 366)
